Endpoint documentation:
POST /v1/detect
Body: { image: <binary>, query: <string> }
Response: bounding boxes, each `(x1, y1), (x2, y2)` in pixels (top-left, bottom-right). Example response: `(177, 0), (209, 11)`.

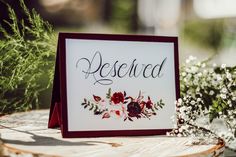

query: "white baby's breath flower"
(221, 64), (226, 69)
(181, 125), (188, 130)
(221, 88), (227, 94)
(179, 106), (187, 113)
(197, 72), (202, 77)
(190, 66), (198, 73)
(184, 78), (187, 82)
(209, 90), (214, 95)
(197, 98), (201, 102)
(180, 113), (188, 120)
(187, 106), (192, 111)
(190, 100), (195, 105)
(177, 133), (182, 137)
(213, 63), (217, 67)
(226, 73), (232, 80)
(216, 74), (222, 81)
(193, 80), (198, 85)
(220, 94), (227, 99)
(187, 73), (192, 79)
(182, 72), (187, 76)
(178, 98), (182, 104)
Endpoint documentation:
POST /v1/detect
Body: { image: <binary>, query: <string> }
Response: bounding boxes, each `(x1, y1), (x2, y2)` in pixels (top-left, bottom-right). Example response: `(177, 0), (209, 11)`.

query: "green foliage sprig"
(0, 0), (56, 113)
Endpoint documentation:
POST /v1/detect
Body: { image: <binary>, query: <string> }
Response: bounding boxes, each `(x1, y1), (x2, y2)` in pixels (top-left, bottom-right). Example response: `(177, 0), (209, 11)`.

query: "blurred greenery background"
(0, 0), (236, 113)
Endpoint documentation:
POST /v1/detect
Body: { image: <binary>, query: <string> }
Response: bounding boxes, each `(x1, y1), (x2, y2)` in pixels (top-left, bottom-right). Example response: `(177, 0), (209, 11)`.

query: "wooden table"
(0, 110), (225, 157)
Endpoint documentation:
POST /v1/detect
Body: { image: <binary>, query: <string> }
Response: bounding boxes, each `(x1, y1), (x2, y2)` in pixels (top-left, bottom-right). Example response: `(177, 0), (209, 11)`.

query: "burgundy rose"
(127, 102), (142, 118)
(111, 92), (124, 104)
(146, 96), (153, 109)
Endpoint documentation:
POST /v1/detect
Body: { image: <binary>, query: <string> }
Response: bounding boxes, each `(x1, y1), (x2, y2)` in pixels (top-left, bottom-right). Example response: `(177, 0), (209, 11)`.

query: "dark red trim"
(63, 129), (173, 138)
(48, 40), (61, 128)
(57, 32), (179, 138)
(174, 38), (180, 100)
(59, 33), (69, 136)
(59, 32), (177, 42)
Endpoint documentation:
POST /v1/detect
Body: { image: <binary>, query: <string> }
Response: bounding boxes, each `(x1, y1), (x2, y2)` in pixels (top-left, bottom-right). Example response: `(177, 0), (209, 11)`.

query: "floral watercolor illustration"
(81, 88), (165, 121)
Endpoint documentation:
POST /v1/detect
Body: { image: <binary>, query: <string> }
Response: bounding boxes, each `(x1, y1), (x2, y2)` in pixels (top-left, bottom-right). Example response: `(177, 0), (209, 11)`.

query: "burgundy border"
(58, 33), (180, 138)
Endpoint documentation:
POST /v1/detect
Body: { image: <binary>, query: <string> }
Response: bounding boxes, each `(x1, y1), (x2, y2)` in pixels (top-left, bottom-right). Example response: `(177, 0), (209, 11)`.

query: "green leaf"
(94, 106), (98, 112)
(209, 111), (218, 123)
(81, 103), (86, 106)
(106, 88), (111, 99)
(154, 104), (159, 110)
(0, 0), (56, 114)
(128, 117), (133, 121)
(89, 105), (94, 110)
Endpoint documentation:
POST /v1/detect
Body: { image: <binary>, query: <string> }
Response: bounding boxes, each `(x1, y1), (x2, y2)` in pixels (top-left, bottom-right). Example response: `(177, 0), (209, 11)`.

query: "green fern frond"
(0, 0), (56, 114)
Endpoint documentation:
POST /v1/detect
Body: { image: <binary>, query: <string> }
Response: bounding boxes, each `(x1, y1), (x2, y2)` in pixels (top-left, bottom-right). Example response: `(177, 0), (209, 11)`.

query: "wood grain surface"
(0, 110), (225, 157)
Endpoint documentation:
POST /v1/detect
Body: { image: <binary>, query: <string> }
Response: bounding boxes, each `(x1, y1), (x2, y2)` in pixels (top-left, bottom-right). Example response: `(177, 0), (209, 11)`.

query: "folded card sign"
(48, 33), (179, 138)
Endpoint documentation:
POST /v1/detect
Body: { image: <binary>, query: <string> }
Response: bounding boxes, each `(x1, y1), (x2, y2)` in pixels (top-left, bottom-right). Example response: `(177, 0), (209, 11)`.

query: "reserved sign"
(48, 33), (180, 138)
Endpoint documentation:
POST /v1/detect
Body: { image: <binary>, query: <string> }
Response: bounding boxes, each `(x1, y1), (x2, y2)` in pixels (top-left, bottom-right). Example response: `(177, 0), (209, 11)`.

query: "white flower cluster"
(168, 56), (236, 149)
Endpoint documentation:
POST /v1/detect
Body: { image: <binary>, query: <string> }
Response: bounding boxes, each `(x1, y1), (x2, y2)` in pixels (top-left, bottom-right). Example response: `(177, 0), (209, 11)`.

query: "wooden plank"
(0, 110), (225, 157)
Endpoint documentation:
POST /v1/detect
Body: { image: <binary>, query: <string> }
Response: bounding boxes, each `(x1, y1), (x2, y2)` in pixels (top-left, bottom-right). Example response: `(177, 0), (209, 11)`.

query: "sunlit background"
(1, 0), (236, 64)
